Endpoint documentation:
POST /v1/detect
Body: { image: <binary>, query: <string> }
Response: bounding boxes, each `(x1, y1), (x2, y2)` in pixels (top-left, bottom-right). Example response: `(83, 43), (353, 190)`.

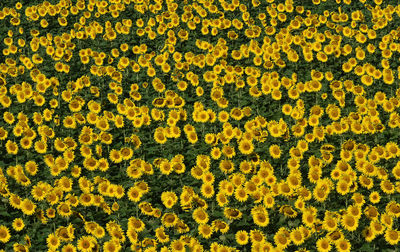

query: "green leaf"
(0, 210), (10, 217)
(359, 243), (375, 252)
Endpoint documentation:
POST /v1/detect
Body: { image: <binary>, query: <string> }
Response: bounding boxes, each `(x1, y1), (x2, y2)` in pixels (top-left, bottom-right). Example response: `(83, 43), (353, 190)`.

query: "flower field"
(2, 0), (400, 251)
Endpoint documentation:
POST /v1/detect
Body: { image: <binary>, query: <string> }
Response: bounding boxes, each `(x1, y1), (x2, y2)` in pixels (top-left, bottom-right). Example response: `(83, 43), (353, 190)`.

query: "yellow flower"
(63, 116), (76, 129)
(12, 218), (24, 231)
(21, 199), (36, 215)
(341, 214), (358, 232)
(9, 193), (22, 209)
(219, 159), (234, 174)
(216, 192), (228, 207)
(234, 230), (248, 245)
(335, 238), (351, 252)
(198, 224), (213, 239)
(290, 227), (305, 246)
(252, 206), (269, 227)
(280, 205), (298, 218)
(222, 144), (236, 158)
(6, 140), (18, 154)
(155, 227), (169, 243)
(0, 127), (8, 140)
(369, 191), (380, 204)
(0, 225), (11, 243)
(187, 131), (198, 144)
(238, 140), (254, 155)
(3, 112), (15, 124)
(161, 213), (178, 227)
(170, 239), (185, 251)
(79, 193), (93, 207)
(269, 144), (281, 159)
(127, 187), (142, 203)
(107, 93), (118, 104)
(96, 118), (109, 131)
(57, 203), (72, 218)
(212, 220), (229, 234)
(192, 208), (209, 224)
(336, 180), (350, 195)
(370, 220), (385, 236)
(274, 228), (290, 249)
(159, 160), (172, 175)
(20, 137), (32, 149)
(161, 191), (178, 208)
(223, 207), (242, 221)
(109, 149), (122, 163)
(77, 235), (96, 252)
(103, 240), (121, 252)
(234, 186), (248, 202)
(316, 237), (331, 252)
(46, 233), (60, 250)
(128, 217), (145, 233)
(381, 180), (395, 194)
(154, 128), (167, 144)
(200, 183), (214, 198)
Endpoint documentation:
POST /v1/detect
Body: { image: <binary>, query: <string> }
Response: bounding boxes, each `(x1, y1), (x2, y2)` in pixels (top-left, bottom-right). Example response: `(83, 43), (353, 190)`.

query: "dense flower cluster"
(1, 0), (400, 251)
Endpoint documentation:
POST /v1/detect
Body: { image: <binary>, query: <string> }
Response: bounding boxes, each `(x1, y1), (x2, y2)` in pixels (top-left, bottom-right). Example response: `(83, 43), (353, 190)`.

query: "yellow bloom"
(234, 186), (248, 202)
(77, 235), (96, 252)
(161, 191), (178, 208)
(290, 227), (305, 246)
(335, 238), (351, 252)
(192, 208), (209, 224)
(269, 144), (281, 158)
(0, 225), (11, 243)
(316, 237), (331, 252)
(200, 183), (214, 198)
(127, 187), (142, 203)
(46, 233), (60, 250)
(6, 140), (18, 155)
(161, 213), (177, 227)
(21, 199), (36, 215)
(0, 127), (8, 140)
(341, 214), (358, 232)
(109, 149), (123, 163)
(252, 207), (269, 227)
(154, 128), (167, 144)
(238, 140), (254, 155)
(12, 218), (24, 231)
(155, 226), (169, 243)
(198, 224), (213, 239)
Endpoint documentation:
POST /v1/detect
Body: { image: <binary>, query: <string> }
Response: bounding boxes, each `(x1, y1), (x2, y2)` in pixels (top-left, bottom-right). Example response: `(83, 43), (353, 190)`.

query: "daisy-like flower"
(235, 230), (249, 245)
(0, 225), (11, 243)
(12, 218), (25, 231)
